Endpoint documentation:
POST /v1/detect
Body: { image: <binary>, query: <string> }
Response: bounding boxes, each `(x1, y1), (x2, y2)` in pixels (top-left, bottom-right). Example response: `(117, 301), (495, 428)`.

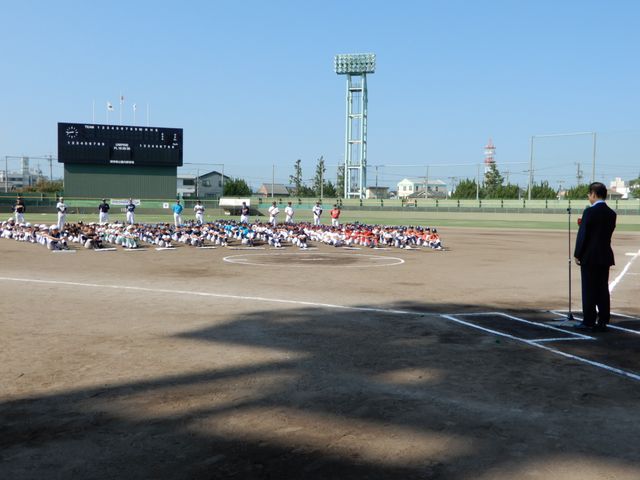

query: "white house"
(396, 178), (447, 199)
(609, 177), (631, 199)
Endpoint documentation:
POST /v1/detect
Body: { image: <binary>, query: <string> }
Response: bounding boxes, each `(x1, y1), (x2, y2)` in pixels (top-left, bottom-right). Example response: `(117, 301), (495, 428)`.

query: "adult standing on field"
(330, 204), (341, 227)
(574, 182), (617, 332)
(240, 202), (250, 224)
(126, 198), (136, 225)
(172, 200), (184, 227)
(284, 201), (295, 224)
(194, 200), (205, 225)
(14, 196), (26, 224)
(268, 201), (279, 227)
(56, 197), (67, 230)
(312, 201), (323, 226)
(98, 199), (110, 224)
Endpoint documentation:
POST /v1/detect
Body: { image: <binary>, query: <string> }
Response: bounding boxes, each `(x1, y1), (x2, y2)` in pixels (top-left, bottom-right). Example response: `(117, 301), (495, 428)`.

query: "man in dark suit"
(574, 182), (616, 332)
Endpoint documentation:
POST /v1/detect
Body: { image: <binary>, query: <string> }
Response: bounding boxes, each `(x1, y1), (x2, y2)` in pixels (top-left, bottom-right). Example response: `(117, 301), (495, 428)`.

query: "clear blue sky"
(1, 0), (639, 190)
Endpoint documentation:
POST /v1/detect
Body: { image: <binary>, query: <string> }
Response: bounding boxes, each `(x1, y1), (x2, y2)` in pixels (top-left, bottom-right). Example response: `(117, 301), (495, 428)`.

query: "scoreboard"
(58, 122), (183, 166)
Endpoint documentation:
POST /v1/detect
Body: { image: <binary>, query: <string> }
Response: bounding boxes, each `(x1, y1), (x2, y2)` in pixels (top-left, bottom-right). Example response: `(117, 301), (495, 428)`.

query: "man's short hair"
(589, 182), (607, 199)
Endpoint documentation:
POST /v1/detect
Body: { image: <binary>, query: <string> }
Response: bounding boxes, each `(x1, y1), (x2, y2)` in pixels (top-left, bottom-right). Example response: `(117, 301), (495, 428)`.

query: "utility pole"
(47, 154), (53, 181)
(476, 164), (480, 201)
(271, 164), (275, 199)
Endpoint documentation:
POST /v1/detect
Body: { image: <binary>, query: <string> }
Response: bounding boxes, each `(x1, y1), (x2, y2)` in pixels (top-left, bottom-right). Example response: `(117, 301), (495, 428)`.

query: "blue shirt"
(172, 203), (183, 214)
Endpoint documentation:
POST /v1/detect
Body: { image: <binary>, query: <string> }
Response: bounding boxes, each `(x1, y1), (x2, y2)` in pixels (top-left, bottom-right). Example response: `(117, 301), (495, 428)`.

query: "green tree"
(223, 177), (252, 196)
(452, 178), (480, 199)
(527, 181), (558, 199)
(336, 165), (345, 198)
(498, 184), (521, 199)
(323, 180), (337, 198)
(628, 177), (640, 198)
(289, 159), (304, 197)
(483, 163), (504, 199)
(18, 179), (63, 193)
(565, 184), (590, 200)
(312, 155), (326, 197)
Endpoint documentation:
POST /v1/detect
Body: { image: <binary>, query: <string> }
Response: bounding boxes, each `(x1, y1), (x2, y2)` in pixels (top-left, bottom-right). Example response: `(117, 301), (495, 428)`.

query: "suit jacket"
(574, 201), (616, 267)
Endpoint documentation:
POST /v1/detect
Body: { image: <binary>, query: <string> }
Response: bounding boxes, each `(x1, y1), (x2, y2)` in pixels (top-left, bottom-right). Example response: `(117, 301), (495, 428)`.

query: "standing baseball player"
(98, 199), (110, 224)
(126, 198), (136, 225)
(268, 201), (279, 227)
(14, 196), (26, 224)
(240, 202), (250, 224)
(330, 204), (341, 227)
(172, 200), (184, 227)
(56, 197), (67, 230)
(312, 201), (323, 226)
(194, 200), (205, 225)
(284, 201), (295, 224)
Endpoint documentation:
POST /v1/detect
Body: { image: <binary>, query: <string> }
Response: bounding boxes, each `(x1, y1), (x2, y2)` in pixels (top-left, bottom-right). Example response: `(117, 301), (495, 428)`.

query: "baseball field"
(1, 217), (640, 479)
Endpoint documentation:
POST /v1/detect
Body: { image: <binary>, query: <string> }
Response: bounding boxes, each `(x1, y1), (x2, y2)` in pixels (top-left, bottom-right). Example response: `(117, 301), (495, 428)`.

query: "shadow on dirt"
(2, 301), (639, 479)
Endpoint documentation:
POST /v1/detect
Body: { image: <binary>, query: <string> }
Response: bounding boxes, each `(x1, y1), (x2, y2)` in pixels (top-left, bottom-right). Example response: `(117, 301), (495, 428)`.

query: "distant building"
(609, 177), (631, 199)
(365, 186), (389, 199)
(257, 183), (290, 197)
(396, 178), (447, 199)
(0, 170), (46, 191)
(177, 170), (230, 198)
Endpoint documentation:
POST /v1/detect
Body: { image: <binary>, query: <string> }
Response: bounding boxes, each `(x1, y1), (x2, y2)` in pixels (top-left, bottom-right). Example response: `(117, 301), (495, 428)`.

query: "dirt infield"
(1, 227), (640, 479)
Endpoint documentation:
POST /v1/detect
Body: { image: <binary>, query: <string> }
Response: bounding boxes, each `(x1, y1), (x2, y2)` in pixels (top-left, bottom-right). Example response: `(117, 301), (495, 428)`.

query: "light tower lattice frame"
(335, 53), (375, 199)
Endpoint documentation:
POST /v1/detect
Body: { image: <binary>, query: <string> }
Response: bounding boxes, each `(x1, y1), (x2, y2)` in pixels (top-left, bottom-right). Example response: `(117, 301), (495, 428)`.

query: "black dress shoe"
(593, 324), (609, 332)
(573, 322), (595, 331)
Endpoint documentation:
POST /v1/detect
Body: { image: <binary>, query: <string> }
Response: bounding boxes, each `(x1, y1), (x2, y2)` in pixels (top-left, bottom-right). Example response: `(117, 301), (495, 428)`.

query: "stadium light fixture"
(334, 53), (376, 75)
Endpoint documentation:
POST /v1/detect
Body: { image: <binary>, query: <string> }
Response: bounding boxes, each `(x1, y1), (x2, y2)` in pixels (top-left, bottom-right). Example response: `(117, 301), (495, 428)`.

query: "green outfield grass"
(13, 209), (640, 232)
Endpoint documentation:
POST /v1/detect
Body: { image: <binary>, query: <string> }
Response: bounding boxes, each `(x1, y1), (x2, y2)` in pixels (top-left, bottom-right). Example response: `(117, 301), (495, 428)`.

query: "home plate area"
(440, 310), (640, 382)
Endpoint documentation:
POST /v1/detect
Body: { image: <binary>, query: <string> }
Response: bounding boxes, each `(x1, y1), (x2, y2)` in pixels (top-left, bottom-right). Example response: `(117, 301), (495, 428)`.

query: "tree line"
(450, 163), (638, 200)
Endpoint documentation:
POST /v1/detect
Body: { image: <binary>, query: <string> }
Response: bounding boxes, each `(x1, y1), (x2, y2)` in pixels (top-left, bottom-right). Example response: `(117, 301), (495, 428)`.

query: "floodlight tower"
(335, 53), (376, 199)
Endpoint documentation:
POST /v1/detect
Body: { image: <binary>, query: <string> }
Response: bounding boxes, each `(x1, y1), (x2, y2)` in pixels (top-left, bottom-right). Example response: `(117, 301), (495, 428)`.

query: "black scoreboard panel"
(58, 122), (183, 166)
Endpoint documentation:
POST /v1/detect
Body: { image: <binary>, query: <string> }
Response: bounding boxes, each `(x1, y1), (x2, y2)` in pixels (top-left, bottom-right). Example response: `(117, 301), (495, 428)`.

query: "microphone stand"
(566, 207), (574, 322)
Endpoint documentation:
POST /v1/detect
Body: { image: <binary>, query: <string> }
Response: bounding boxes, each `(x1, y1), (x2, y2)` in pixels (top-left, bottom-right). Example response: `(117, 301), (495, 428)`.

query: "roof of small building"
(258, 183), (290, 195)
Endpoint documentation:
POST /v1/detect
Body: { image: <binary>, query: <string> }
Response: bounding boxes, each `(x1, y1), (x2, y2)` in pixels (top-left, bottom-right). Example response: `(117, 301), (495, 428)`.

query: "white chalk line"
(0, 277), (415, 315)
(549, 310), (640, 336)
(609, 248), (640, 293)
(442, 313), (640, 382)
(451, 311), (592, 340)
(222, 252), (405, 268)
(2, 276), (639, 382)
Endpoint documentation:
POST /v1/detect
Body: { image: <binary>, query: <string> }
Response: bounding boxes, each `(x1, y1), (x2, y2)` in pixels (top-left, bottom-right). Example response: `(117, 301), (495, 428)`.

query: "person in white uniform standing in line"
(312, 201), (323, 226)
(268, 201), (279, 227)
(240, 202), (250, 224)
(194, 200), (205, 225)
(56, 197), (67, 230)
(284, 201), (294, 224)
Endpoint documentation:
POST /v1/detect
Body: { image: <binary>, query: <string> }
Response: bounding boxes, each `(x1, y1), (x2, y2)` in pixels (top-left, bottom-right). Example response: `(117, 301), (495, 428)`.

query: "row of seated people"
(1, 219), (442, 251)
